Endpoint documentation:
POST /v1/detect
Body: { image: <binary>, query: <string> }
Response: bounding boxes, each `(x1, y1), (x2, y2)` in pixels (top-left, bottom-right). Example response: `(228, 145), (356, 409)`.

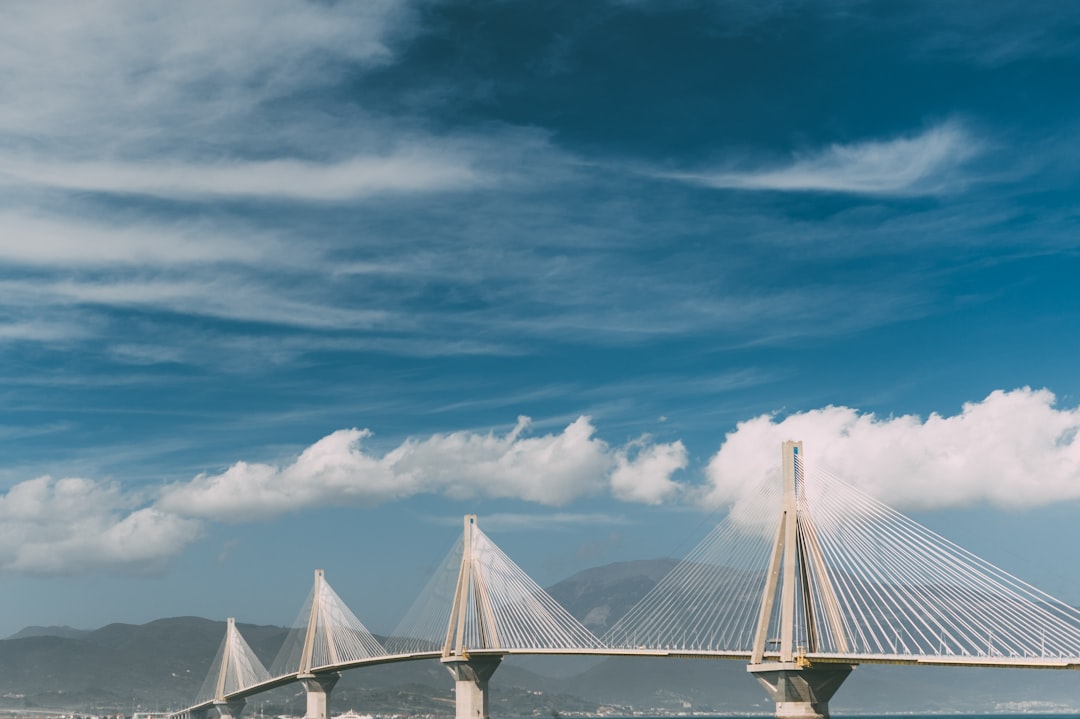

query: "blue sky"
(1, 0), (1080, 639)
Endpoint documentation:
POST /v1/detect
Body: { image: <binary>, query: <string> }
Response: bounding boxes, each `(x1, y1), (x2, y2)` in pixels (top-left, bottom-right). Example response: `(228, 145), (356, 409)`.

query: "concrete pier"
(213, 698), (245, 719)
(442, 656), (502, 719)
(748, 662), (853, 719)
(298, 671), (341, 719)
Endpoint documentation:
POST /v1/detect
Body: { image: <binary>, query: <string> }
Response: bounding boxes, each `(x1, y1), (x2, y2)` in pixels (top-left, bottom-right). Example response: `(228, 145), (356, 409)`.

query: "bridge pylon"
(441, 515), (503, 719)
(194, 617), (271, 718)
(297, 569), (343, 719)
(748, 441), (854, 719)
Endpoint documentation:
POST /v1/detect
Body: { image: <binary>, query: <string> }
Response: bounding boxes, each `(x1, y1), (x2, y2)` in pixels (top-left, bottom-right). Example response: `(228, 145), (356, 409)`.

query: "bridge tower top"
(399, 513), (601, 659)
(444, 514), (499, 657)
(195, 616), (270, 706)
(751, 441), (848, 664)
(214, 618), (237, 700)
(299, 569), (330, 674)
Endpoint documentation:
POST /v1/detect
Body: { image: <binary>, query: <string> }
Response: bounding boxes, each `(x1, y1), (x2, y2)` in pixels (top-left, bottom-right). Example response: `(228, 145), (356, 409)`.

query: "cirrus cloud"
(665, 122), (980, 196)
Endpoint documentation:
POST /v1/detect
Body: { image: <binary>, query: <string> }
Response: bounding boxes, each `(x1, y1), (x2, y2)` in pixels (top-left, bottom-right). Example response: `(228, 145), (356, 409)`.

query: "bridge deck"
(172, 647), (1080, 717)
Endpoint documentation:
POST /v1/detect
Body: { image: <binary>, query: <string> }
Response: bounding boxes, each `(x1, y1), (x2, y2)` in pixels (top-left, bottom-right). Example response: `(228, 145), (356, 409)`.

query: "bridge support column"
(443, 656), (502, 719)
(299, 671), (340, 719)
(748, 663), (853, 719)
(213, 699), (246, 719)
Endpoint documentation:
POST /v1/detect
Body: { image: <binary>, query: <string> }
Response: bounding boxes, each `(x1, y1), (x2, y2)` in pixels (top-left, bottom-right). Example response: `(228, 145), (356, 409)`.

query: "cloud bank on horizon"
(3, 387), (1079, 576)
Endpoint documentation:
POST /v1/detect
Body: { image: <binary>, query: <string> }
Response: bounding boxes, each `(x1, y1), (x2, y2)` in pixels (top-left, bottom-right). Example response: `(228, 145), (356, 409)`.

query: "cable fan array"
(195, 619), (271, 704)
(271, 570), (388, 676)
(797, 467), (1080, 659)
(387, 517), (601, 654)
(604, 483), (779, 652)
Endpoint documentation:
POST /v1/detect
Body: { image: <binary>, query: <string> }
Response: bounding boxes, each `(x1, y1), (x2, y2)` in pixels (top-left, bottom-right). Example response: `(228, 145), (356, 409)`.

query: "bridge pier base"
(442, 655), (502, 719)
(299, 671), (341, 719)
(213, 699), (246, 719)
(748, 663), (853, 719)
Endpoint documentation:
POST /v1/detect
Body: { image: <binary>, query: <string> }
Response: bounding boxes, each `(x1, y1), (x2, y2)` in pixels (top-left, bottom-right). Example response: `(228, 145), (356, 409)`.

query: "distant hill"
(546, 558), (678, 635)
(7, 625), (90, 641)
(1, 559), (1079, 715)
(0, 617), (289, 712)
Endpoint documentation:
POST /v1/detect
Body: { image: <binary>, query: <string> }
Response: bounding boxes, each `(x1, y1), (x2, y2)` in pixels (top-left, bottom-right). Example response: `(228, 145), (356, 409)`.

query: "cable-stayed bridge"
(173, 441), (1080, 719)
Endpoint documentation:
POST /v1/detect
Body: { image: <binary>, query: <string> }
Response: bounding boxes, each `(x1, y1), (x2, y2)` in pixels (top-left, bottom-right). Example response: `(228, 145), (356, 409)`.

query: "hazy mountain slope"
(545, 558), (678, 634)
(7, 625), (90, 641)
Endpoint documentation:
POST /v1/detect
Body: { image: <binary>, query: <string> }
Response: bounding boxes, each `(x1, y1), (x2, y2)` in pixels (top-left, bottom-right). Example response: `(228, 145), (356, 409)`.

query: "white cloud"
(0, 475), (201, 574)
(0, 212), (268, 267)
(611, 438), (688, 504)
(702, 387), (1080, 512)
(668, 123), (979, 195)
(0, 1), (489, 204)
(10, 390), (1080, 576)
(0, 0), (406, 140)
(0, 150), (485, 202)
(159, 417), (687, 521)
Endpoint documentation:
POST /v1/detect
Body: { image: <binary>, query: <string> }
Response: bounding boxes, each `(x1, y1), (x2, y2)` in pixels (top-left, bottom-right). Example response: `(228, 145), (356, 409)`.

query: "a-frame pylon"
(442, 515), (502, 719)
(748, 441), (853, 719)
(196, 617), (270, 718)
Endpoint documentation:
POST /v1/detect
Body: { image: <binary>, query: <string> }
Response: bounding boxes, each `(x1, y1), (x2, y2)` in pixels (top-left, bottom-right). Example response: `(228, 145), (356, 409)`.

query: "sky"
(1, 0), (1080, 640)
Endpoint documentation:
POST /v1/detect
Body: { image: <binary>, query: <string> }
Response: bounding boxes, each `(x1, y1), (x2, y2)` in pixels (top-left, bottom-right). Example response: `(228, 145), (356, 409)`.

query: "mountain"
(546, 558), (678, 635)
(7, 625), (90, 641)
(0, 617), (289, 712)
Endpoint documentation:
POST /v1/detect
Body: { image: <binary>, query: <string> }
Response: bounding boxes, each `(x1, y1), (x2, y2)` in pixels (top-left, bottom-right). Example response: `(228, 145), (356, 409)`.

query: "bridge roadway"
(176, 646), (1080, 717)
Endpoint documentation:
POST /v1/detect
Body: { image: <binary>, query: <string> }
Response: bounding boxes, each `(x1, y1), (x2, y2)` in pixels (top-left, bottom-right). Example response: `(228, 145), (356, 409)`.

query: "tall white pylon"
(271, 569), (387, 676)
(195, 618), (271, 708)
(438, 515), (601, 719)
(443, 514), (602, 656)
(752, 440), (849, 663)
(748, 441), (853, 719)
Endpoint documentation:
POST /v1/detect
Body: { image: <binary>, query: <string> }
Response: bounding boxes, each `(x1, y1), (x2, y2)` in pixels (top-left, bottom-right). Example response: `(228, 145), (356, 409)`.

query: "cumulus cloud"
(0, 416), (687, 575)
(611, 438), (688, 504)
(159, 417), (687, 521)
(702, 387), (1080, 512)
(667, 123), (979, 195)
(0, 475), (201, 575)
(11, 392), (1080, 575)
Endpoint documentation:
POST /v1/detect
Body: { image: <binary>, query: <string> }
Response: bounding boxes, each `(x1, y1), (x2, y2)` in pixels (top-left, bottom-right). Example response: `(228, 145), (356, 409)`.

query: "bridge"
(172, 441), (1080, 719)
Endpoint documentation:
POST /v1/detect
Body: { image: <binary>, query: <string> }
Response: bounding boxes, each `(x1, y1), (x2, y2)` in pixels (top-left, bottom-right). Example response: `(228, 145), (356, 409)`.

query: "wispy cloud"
(665, 123), (980, 195)
(0, 150), (486, 202)
(0, 211), (270, 267)
(26, 279), (391, 330)
(0, 0), (408, 142)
